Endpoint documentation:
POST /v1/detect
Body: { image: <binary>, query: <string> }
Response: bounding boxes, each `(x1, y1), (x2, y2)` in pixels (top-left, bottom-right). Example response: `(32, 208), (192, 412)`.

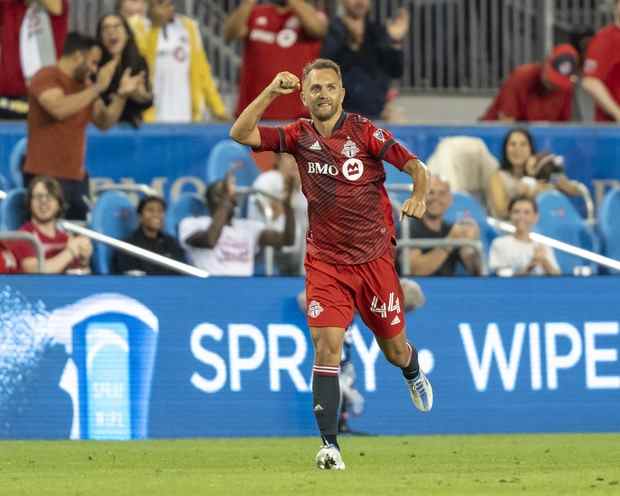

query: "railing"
(59, 221), (210, 277)
(0, 231), (44, 272)
(191, 0), (614, 95)
(398, 238), (488, 276)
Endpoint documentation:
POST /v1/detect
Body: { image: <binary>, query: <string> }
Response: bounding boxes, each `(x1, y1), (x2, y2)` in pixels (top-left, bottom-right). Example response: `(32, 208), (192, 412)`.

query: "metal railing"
(59, 221), (210, 277)
(0, 231), (44, 272)
(488, 217), (620, 273)
(189, 0), (613, 95)
(398, 237), (487, 276)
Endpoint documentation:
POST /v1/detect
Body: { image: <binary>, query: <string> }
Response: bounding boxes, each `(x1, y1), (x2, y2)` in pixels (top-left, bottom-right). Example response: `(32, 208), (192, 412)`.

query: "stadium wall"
(0, 123), (619, 204)
(1, 276), (619, 440)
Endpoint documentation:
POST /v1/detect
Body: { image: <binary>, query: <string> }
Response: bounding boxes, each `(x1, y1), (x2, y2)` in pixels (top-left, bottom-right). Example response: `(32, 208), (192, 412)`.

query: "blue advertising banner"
(1, 123), (619, 202)
(0, 276), (618, 440)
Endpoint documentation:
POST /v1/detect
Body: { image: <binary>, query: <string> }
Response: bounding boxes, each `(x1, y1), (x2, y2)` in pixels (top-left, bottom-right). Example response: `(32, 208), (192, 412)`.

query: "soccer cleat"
(406, 370), (433, 412)
(315, 444), (346, 470)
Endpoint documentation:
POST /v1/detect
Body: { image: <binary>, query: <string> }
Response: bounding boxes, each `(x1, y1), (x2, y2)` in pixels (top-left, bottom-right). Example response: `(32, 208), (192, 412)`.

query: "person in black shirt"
(113, 195), (186, 275)
(96, 13), (152, 127)
(408, 176), (482, 276)
(320, 0), (408, 119)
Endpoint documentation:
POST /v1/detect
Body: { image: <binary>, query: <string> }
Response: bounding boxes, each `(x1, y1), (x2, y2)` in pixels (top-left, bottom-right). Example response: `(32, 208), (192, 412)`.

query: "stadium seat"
(206, 139), (259, 187)
(0, 172), (8, 192)
(165, 192), (208, 237)
(383, 160), (415, 204)
(444, 191), (497, 252)
(8, 138), (27, 188)
(599, 187), (620, 274)
(536, 190), (599, 275)
(90, 191), (138, 274)
(0, 188), (28, 231)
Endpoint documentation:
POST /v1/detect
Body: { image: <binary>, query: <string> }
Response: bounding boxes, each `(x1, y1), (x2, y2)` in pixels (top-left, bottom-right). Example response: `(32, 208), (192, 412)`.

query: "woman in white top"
(489, 196), (561, 276)
(487, 128), (580, 219)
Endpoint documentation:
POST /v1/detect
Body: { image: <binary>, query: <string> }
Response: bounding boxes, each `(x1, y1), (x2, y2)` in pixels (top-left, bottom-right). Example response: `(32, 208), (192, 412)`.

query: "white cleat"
(406, 370), (433, 412)
(315, 444), (346, 470)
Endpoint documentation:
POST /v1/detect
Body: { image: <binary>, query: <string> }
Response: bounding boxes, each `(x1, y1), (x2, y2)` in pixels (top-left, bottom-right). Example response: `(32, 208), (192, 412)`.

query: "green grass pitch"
(1, 434), (619, 495)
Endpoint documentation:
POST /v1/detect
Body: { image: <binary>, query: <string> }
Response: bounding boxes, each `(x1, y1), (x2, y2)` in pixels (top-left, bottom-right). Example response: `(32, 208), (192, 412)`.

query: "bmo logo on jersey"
(342, 159), (364, 181)
(307, 162), (339, 176)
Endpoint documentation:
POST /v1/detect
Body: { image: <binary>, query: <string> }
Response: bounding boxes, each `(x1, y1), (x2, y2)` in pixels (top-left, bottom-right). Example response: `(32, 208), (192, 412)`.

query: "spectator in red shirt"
(0, 0), (69, 119)
(0, 242), (20, 273)
(481, 44), (579, 122)
(224, 0), (327, 120)
(582, 0), (620, 122)
(12, 176), (92, 274)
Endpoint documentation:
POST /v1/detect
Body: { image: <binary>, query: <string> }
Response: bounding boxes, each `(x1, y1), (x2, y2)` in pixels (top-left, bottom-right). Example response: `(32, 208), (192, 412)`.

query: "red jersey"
(256, 112), (417, 265)
(583, 24), (620, 122)
(0, 242), (19, 273)
(0, 0), (68, 97)
(11, 221), (80, 271)
(481, 63), (572, 122)
(235, 5), (322, 120)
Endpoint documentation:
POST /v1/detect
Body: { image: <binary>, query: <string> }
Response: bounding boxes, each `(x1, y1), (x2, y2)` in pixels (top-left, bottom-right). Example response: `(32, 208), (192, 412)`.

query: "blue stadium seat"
(444, 191), (497, 252)
(8, 138), (27, 188)
(165, 192), (208, 237)
(0, 172), (8, 192)
(599, 187), (620, 274)
(536, 190), (598, 275)
(90, 191), (137, 274)
(0, 188), (28, 230)
(383, 160), (415, 204)
(206, 139), (259, 187)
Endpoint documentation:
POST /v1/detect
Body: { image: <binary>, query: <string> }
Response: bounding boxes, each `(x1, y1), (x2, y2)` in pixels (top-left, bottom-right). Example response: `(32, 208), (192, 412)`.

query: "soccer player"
(229, 58), (432, 471)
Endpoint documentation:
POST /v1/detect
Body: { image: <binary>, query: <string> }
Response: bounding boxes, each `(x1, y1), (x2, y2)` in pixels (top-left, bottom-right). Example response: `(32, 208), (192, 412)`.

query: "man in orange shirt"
(481, 44), (578, 122)
(582, 0), (620, 122)
(24, 32), (143, 220)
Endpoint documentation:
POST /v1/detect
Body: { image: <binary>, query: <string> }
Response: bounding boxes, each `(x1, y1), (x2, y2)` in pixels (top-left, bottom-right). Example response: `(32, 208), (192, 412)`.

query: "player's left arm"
(366, 122), (429, 220)
(400, 158), (430, 220)
(287, 0), (328, 39)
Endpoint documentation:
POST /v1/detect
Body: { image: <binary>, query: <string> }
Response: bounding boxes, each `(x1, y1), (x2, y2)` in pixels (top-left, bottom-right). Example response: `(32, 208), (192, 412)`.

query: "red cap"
(544, 44), (578, 91)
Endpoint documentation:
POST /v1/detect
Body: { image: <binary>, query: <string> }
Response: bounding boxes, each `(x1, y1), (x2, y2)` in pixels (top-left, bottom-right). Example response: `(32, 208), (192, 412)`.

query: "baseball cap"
(544, 44), (578, 91)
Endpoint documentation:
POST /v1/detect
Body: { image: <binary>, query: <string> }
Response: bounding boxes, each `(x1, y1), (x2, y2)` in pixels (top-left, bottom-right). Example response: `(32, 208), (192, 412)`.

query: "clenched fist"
(400, 196), (426, 220)
(268, 71), (300, 96)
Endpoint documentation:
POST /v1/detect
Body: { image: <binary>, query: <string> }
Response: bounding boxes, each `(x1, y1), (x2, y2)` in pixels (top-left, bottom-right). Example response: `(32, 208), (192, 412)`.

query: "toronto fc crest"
(341, 138), (359, 158)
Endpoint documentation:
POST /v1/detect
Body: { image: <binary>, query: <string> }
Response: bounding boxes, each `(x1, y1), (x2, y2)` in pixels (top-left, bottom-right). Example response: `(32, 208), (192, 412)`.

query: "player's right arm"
(229, 72), (300, 148)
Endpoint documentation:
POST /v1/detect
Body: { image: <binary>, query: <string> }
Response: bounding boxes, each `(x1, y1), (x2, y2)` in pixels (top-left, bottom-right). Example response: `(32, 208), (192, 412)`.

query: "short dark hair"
(508, 195), (538, 214)
(302, 58), (342, 83)
(137, 195), (166, 215)
(62, 32), (99, 57)
(26, 175), (65, 218)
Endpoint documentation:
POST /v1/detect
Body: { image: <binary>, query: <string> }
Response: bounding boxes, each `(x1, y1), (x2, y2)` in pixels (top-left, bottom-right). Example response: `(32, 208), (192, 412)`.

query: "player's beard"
(312, 101), (338, 122)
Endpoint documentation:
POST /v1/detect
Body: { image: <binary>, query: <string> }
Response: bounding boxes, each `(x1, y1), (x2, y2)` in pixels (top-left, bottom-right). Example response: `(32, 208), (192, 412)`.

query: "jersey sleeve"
(584, 31), (612, 80)
(255, 122), (299, 154)
(493, 73), (522, 120)
(365, 120), (417, 170)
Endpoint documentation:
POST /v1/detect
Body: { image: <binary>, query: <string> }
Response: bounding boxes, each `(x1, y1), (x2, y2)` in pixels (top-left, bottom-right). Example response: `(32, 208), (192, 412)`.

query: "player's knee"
(383, 345), (409, 368)
(315, 340), (342, 366)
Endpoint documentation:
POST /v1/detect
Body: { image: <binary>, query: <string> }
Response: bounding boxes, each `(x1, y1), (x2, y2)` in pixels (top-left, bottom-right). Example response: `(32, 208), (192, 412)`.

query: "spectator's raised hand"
(459, 218), (480, 240)
(532, 244), (547, 266)
(387, 8), (410, 43)
(75, 236), (93, 260)
(95, 58), (119, 93)
(118, 69), (144, 97)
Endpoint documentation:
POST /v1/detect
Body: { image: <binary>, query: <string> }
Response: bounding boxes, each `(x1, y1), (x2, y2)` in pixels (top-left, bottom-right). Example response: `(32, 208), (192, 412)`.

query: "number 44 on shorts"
(370, 292), (401, 319)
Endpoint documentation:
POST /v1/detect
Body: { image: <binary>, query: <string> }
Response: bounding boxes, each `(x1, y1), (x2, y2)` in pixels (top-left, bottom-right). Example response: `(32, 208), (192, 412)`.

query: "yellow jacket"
(130, 15), (227, 122)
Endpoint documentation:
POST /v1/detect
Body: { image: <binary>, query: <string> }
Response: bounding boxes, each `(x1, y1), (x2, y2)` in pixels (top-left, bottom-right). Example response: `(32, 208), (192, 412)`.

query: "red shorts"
(304, 250), (405, 339)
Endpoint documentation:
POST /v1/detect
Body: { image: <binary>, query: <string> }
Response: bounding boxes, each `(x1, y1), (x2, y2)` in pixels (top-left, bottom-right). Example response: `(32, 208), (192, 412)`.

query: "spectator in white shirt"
(179, 172), (295, 276)
(489, 196), (561, 276)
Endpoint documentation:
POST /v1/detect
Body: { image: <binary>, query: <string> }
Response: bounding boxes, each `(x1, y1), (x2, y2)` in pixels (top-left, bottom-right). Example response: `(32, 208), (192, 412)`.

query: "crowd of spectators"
(1, 0), (618, 277)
